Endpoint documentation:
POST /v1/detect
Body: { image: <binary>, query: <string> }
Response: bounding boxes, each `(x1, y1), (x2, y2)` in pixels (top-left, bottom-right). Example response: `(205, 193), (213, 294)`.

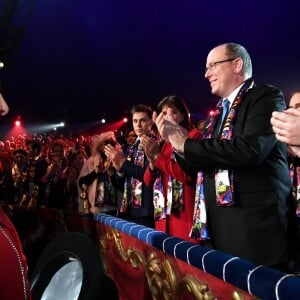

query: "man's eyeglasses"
(205, 57), (238, 73)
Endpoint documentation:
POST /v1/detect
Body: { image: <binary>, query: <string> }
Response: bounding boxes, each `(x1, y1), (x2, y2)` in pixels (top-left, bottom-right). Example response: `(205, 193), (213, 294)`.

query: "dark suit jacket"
(115, 143), (154, 228)
(179, 84), (290, 267)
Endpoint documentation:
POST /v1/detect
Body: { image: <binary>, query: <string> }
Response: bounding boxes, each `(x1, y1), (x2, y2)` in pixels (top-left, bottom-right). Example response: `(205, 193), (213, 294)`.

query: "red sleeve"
(154, 145), (186, 184)
(0, 208), (32, 300)
(154, 128), (202, 185)
(0, 227), (31, 300)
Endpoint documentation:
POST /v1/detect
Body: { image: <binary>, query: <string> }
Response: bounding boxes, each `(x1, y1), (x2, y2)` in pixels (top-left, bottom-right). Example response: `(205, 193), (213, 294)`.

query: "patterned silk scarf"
(153, 173), (184, 221)
(190, 78), (254, 240)
(289, 160), (300, 217)
(120, 139), (144, 213)
(95, 173), (115, 209)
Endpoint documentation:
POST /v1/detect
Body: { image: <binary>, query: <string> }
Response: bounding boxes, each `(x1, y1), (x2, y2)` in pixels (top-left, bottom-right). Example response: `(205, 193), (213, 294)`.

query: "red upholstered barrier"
(95, 215), (255, 300)
(95, 213), (300, 300)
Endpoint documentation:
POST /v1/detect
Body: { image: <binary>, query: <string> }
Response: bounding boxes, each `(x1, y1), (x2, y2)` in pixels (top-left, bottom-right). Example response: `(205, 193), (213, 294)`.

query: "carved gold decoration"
(100, 227), (216, 300)
(232, 290), (261, 300)
(107, 228), (129, 261)
(177, 275), (215, 300)
(99, 234), (107, 250)
(147, 256), (175, 300)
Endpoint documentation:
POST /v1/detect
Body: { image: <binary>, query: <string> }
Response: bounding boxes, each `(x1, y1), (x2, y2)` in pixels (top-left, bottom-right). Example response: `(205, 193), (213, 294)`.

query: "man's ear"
(234, 58), (243, 74)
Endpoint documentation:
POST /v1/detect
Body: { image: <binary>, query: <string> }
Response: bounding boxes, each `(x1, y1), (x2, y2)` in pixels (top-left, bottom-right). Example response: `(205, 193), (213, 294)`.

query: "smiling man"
(154, 42), (291, 271)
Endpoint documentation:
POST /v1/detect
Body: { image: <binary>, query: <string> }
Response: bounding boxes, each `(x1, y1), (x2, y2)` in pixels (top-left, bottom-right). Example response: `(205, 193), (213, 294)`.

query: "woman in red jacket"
(142, 95), (202, 242)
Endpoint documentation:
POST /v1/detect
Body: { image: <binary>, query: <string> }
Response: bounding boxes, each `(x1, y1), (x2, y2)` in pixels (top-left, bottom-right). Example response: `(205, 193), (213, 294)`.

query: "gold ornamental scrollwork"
(177, 275), (215, 300)
(101, 228), (216, 300)
(147, 256), (176, 300)
(110, 229), (126, 260)
(232, 290), (261, 300)
(99, 235), (107, 251)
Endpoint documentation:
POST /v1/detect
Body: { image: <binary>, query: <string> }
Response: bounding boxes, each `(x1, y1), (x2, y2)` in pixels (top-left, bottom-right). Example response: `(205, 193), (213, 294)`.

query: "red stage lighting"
(209, 110), (215, 116)
(15, 120), (21, 127)
(123, 117), (128, 123)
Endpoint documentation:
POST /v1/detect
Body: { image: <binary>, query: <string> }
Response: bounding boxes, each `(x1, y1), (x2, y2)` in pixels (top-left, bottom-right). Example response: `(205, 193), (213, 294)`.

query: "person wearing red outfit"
(0, 92), (32, 299)
(142, 95), (202, 242)
(0, 206), (32, 300)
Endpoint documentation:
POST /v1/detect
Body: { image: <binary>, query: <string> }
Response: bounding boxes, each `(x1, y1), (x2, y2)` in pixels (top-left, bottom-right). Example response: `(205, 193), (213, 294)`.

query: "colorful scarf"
(120, 139), (144, 213)
(289, 160), (300, 217)
(95, 173), (115, 209)
(153, 173), (184, 221)
(190, 78), (253, 240)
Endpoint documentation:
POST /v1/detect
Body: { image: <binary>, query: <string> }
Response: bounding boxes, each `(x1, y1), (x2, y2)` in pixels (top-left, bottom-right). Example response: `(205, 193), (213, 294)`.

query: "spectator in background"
(25, 139), (48, 207)
(78, 132), (117, 214)
(0, 147), (13, 205)
(11, 148), (29, 205)
(126, 130), (137, 146)
(65, 148), (87, 211)
(41, 139), (68, 209)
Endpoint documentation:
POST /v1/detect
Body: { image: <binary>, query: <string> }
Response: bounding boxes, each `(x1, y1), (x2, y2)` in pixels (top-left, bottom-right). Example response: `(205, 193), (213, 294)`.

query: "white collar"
(224, 80), (254, 107)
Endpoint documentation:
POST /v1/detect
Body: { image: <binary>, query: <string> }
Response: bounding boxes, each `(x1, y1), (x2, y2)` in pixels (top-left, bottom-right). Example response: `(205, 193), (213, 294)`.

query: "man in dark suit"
(104, 104), (155, 228)
(154, 42), (290, 270)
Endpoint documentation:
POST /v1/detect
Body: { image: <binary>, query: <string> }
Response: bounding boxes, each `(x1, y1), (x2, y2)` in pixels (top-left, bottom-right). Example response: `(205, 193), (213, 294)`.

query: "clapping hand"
(153, 111), (188, 153)
(271, 108), (300, 153)
(140, 134), (161, 164)
(104, 143), (125, 171)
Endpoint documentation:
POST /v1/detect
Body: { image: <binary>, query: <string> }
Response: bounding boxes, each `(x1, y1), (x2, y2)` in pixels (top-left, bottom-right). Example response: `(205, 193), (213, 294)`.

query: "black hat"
(29, 232), (118, 300)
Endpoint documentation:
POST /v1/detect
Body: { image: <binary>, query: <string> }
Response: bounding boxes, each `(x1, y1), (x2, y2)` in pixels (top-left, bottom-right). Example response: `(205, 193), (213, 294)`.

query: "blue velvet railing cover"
(95, 213), (300, 300)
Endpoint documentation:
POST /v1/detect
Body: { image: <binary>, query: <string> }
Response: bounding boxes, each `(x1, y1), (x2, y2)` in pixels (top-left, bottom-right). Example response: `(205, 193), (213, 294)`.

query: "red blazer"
(0, 207), (32, 300)
(144, 128), (202, 242)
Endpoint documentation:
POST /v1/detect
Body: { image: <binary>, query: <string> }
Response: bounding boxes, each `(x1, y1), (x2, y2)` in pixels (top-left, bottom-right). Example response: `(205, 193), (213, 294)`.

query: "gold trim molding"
(100, 228), (215, 299)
